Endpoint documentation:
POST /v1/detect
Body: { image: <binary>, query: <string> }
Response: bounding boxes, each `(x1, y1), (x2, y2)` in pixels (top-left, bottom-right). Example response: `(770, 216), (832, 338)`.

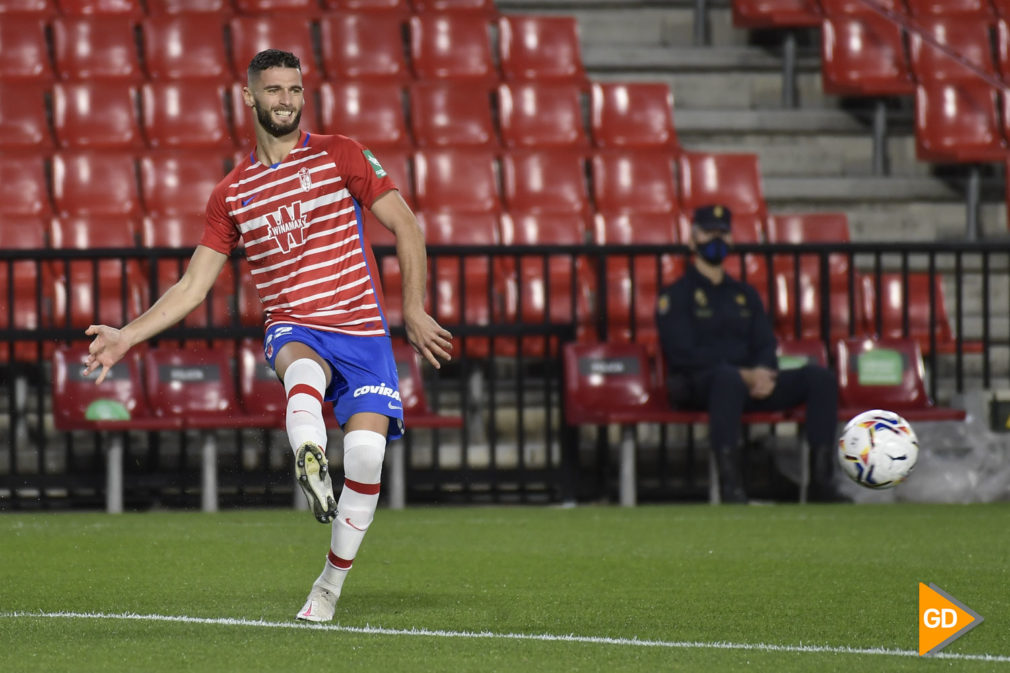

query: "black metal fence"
(1, 241), (1006, 510)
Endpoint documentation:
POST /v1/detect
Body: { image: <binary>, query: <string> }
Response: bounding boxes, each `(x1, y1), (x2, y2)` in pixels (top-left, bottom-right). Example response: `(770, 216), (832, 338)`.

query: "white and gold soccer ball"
(838, 409), (919, 489)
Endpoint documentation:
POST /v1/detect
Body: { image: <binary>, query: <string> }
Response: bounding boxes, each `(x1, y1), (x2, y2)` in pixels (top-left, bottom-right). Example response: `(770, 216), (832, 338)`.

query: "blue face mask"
(697, 236), (730, 265)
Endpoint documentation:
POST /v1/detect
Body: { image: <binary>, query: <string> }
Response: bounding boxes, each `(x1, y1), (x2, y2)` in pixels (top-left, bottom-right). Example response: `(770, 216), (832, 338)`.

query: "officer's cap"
(692, 204), (732, 233)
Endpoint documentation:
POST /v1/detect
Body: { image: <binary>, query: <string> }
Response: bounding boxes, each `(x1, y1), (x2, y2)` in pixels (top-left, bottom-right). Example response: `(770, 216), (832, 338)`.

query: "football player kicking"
(84, 50), (452, 622)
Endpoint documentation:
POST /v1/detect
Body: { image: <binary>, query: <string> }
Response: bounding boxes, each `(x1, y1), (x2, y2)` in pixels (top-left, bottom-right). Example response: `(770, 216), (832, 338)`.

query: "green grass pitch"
(1, 503), (1008, 672)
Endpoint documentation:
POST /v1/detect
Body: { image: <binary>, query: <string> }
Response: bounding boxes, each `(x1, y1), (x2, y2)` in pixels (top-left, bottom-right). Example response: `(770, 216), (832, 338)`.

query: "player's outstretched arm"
(370, 190), (453, 369)
(85, 245), (229, 383)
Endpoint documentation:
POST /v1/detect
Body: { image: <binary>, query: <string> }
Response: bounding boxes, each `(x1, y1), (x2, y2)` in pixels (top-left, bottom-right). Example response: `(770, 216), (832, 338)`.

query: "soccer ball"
(838, 409), (919, 489)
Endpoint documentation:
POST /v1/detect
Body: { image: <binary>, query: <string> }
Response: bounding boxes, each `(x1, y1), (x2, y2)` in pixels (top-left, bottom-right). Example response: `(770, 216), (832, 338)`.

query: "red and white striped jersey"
(201, 131), (396, 336)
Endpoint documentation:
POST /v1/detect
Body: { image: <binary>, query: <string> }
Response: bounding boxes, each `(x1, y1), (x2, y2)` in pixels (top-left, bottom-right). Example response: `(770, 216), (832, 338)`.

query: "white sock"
(283, 359), (327, 455)
(318, 429), (386, 591)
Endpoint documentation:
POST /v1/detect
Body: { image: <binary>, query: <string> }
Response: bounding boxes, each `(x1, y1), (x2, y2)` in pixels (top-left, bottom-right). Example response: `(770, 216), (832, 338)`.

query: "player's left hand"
(404, 308), (453, 369)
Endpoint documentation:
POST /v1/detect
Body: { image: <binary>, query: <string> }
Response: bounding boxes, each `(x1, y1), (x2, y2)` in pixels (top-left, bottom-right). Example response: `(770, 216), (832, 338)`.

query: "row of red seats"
(2, 0), (496, 17)
(0, 210), (965, 366)
(0, 12), (583, 86)
(1, 80), (676, 155)
(1, 149), (764, 223)
(564, 336), (966, 447)
(735, 0), (1010, 30)
(736, 0), (1010, 162)
(52, 338), (461, 434)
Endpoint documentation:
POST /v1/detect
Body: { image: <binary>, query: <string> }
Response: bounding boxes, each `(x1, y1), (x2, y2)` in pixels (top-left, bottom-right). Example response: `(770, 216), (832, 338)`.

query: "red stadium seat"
(141, 16), (233, 82)
(418, 211), (506, 356)
(49, 215), (145, 329)
(229, 81), (323, 147)
(323, 0), (410, 11)
(409, 81), (498, 148)
(0, 0), (56, 15)
(497, 15), (588, 84)
(501, 150), (591, 216)
(766, 211), (851, 276)
(52, 16), (143, 82)
(233, 0), (321, 12)
(413, 149), (501, 214)
(907, 16), (997, 82)
(140, 151), (231, 217)
(409, 13), (499, 85)
(497, 82), (590, 149)
(142, 81), (233, 151)
(732, 0), (822, 28)
(0, 155), (52, 217)
(905, 0), (994, 19)
(51, 345), (152, 431)
(773, 266), (863, 341)
(562, 340), (674, 426)
(835, 337), (966, 420)
(860, 272), (979, 355)
(0, 83), (53, 151)
(55, 0), (144, 16)
(145, 0), (233, 14)
(591, 151), (678, 215)
(52, 82), (144, 151)
(52, 152), (142, 217)
(590, 82), (679, 151)
(819, 0), (905, 13)
(319, 13), (412, 83)
(141, 214), (205, 248)
(0, 16), (54, 82)
(319, 81), (410, 149)
(999, 19), (1010, 82)
(678, 151), (767, 218)
(413, 0), (497, 13)
(595, 212), (685, 348)
(0, 218), (50, 362)
(229, 16), (321, 84)
(914, 80), (1007, 163)
(500, 211), (593, 355)
(820, 13), (916, 97)
(142, 346), (241, 424)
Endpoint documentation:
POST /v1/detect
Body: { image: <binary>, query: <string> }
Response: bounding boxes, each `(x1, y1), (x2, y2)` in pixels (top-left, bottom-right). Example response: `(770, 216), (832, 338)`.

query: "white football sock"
(283, 358), (327, 455)
(318, 429), (386, 592)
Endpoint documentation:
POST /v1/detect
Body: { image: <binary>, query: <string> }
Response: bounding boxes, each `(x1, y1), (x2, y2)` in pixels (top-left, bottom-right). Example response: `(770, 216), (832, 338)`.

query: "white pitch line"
(2, 611), (1008, 664)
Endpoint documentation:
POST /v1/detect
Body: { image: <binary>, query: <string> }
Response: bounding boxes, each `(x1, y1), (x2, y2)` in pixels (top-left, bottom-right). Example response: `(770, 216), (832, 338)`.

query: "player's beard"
(254, 100), (302, 138)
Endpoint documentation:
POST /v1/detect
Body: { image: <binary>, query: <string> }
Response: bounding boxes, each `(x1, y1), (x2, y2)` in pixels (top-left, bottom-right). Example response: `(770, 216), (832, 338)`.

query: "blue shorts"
(263, 324), (404, 440)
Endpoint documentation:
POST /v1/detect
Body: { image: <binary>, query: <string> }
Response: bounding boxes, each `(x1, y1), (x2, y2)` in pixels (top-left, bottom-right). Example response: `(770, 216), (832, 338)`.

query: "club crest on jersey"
(265, 201), (307, 254)
(297, 167), (312, 192)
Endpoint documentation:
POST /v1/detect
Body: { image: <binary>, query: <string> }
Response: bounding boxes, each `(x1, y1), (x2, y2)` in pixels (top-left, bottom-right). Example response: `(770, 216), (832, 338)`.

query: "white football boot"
(294, 441), (337, 524)
(296, 583), (339, 622)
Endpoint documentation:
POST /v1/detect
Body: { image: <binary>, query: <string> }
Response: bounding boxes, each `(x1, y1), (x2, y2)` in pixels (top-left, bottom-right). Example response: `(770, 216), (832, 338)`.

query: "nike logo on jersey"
(242, 194), (258, 206)
(388, 401), (402, 411)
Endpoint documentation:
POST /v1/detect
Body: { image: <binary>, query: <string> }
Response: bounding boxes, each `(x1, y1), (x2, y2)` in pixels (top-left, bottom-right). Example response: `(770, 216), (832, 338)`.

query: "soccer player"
(84, 49), (453, 622)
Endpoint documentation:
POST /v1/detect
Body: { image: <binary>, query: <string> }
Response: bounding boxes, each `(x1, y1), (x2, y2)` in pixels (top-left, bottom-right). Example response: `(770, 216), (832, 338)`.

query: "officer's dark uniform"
(655, 205), (841, 502)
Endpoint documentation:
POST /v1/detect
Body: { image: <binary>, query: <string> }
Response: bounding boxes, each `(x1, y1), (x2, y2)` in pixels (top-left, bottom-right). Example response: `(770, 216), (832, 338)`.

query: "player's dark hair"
(247, 49), (302, 79)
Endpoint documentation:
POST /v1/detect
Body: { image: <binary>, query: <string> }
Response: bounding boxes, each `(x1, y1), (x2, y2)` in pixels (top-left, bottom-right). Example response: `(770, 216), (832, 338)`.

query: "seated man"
(655, 204), (845, 503)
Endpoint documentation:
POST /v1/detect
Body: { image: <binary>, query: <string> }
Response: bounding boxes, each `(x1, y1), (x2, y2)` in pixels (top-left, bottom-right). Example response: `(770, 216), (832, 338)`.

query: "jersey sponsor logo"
(363, 150), (387, 178)
(352, 382), (400, 402)
(265, 201), (308, 254)
(298, 167), (312, 192)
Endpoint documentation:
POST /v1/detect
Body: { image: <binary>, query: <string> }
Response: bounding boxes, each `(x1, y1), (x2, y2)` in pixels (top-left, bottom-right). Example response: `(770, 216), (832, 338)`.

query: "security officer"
(655, 204), (845, 503)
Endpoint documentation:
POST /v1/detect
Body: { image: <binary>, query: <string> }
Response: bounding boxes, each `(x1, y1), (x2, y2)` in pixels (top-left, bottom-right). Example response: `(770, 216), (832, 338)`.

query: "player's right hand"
(84, 324), (129, 384)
